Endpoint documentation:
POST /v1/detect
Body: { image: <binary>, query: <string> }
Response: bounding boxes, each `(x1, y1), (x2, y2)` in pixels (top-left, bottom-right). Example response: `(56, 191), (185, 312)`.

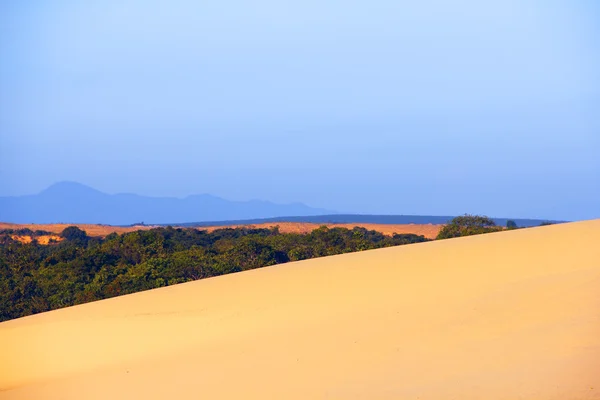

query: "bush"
(437, 214), (502, 240)
(61, 226), (89, 242)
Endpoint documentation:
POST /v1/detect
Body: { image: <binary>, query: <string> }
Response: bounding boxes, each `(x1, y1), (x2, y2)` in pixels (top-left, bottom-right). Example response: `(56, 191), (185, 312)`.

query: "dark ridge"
(168, 214), (567, 229)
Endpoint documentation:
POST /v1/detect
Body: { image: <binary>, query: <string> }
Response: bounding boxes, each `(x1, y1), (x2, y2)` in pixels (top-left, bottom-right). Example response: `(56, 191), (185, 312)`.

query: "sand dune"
(1, 220), (599, 399)
(0, 222), (157, 237)
(0, 221), (442, 239)
(8, 234), (62, 245)
(204, 221), (443, 239)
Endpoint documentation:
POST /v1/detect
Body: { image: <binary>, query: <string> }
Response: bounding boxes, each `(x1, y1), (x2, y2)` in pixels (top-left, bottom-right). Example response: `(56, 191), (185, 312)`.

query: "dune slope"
(1, 220), (599, 399)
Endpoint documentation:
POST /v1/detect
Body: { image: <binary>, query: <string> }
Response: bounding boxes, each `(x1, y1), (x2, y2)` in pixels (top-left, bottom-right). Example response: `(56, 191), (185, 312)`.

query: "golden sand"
(1, 220), (599, 399)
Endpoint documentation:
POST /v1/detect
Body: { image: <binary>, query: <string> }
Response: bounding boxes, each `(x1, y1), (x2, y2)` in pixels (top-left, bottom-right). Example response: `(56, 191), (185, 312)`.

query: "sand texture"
(1, 220), (599, 399)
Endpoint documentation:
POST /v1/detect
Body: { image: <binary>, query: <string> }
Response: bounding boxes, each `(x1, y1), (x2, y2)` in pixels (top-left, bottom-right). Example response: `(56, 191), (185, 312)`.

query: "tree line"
(0, 215), (554, 322)
(0, 225), (428, 321)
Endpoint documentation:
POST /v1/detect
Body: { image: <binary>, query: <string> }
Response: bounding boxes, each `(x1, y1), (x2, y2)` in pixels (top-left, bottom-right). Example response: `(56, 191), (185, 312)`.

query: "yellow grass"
(1, 219), (599, 399)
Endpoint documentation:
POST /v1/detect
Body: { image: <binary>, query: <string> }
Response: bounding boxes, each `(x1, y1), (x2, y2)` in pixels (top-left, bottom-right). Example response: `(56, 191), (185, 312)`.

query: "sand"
(0, 222), (156, 237)
(9, 234), (63, 245)
(0, 221), (443, 239)
(203, 221), (443, 239)
(0, 219), (599, 399)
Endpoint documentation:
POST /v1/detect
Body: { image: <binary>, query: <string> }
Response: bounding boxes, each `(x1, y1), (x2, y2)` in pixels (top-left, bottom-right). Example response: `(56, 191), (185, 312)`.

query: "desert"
(1, 219), (598, 399)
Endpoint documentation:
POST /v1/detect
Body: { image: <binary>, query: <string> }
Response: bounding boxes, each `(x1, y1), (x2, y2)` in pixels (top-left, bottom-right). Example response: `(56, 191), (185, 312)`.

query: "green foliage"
(0, 228), (53, 236)
(60, 226), (90, 247)
(506, 220), (518, 229)
(0, 226), (429, 322)
(436, 214), (503, 240)
(539, 221), (554, 226)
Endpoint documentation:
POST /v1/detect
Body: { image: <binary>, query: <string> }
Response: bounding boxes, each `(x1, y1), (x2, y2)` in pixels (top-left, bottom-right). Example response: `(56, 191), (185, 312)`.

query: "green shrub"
(437, 214), (502, 240)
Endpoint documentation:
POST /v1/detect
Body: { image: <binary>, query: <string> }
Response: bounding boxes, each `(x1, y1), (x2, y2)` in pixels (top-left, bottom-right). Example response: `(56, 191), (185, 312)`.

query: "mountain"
(0, 182), (334, 225)
(177, 214), (564, 228)
(0, 182), (564, 227)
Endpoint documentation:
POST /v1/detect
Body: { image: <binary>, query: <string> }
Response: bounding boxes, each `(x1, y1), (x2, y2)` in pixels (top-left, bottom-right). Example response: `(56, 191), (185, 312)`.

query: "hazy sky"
(1, 0), (598, 220)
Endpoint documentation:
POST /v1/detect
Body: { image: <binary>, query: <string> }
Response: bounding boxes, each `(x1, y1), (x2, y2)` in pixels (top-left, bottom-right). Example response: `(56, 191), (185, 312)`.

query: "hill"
(1, 219), (598, 399)
(0, 182), (563, 227)
(0, 182), (332, 225)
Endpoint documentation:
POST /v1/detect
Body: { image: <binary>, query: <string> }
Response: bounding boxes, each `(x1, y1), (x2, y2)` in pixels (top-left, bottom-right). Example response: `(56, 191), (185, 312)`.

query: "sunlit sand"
(1, 220), (599, 399)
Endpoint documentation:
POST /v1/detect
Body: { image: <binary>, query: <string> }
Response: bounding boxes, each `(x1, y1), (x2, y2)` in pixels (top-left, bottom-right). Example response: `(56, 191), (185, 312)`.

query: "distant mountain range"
(0, 182), (334, 225)
(0, 182), (564, 227)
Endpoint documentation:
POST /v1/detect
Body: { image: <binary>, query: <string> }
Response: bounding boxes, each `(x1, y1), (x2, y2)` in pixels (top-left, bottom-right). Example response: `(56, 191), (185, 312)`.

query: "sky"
(1, 0), (599, 221)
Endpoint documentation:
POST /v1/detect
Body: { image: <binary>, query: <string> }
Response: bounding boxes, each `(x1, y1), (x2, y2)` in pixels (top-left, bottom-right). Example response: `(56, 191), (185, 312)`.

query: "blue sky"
(1, 0), (598, 220)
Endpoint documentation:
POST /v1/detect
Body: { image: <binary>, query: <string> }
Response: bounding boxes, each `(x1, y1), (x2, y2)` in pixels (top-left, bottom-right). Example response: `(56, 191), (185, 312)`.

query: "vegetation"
(0, 228), (54, 238)
(436, 215), (503, 239)
(506, 220), (518, 229)
(0, 225), (428, 322)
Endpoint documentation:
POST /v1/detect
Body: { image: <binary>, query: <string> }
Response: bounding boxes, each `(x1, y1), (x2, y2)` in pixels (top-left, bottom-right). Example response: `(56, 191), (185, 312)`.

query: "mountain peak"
(40, 181), (104, 197)
(0, 182), (330, 224)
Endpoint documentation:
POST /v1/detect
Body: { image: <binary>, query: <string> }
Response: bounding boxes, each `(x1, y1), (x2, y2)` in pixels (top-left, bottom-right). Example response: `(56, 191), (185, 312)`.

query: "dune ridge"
(1, 220), (599, 399)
